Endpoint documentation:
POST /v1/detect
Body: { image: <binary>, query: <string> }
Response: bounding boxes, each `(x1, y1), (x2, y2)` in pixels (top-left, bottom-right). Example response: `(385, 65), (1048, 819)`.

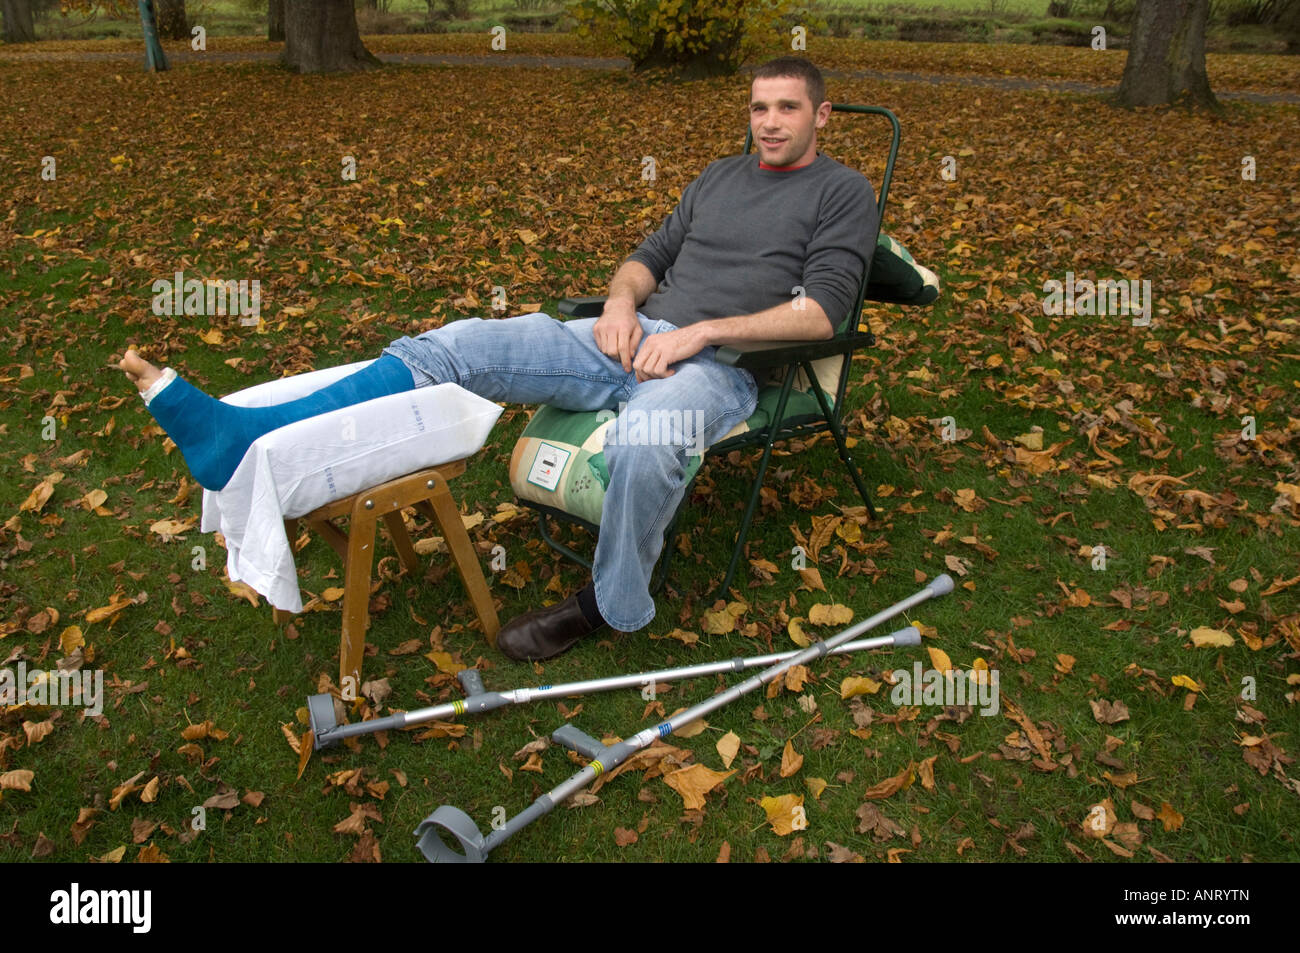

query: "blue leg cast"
(145, 355), (416, 490)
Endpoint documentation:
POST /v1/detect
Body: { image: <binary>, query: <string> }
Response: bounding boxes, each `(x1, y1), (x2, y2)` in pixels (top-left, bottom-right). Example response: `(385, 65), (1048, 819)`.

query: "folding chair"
(508, 105), (939, 597)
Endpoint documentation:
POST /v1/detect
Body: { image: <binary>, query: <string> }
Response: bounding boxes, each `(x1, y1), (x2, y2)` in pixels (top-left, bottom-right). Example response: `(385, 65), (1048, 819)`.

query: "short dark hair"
(752, 57), (827, 110)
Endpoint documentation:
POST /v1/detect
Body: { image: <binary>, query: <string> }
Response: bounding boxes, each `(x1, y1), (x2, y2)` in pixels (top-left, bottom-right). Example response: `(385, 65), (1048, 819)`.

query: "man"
(121, 56), (877, 662)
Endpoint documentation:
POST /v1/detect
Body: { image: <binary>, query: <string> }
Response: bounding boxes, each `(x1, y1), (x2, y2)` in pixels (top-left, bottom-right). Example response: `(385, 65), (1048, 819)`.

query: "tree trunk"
(137, 0), (169, 71)
(282, 0), (380, 73)
(268, 0), (285, 41)
(1, 0), (36, 43)
(155, 0), (188, 40)
(1116, 0), (1219, 109)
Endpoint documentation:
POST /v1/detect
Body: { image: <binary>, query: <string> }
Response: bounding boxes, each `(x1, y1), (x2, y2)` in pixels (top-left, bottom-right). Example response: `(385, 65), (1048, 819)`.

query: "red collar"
(758, 153), (818, 172)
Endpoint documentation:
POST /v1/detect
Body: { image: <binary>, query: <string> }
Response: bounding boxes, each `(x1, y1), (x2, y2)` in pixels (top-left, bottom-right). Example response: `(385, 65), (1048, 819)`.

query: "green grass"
(0, 52), (1297, 865)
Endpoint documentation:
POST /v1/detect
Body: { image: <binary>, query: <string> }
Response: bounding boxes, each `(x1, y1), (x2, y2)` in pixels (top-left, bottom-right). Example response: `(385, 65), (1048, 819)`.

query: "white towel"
(199, 362), (503, 612)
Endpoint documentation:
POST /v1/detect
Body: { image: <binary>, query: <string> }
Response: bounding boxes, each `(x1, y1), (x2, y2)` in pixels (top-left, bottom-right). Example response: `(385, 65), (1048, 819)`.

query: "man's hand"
(593, 300), (643, 373)
(631, 326), (707, 382)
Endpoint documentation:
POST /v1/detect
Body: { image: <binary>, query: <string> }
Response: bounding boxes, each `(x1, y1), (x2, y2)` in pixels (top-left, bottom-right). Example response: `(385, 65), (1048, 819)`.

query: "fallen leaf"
(58, 625), (84, 656)
(22, 720), (55, 745)
(840, 675), (882, 698)
(1157, 802), (1184, 832)
(1189, 627), (1234, 648)
(779, 740), (804, 778)
(808, 603), (853, 626)
(863, 762), (915, 800)
(662, 763), (734, 810)
(788, 617), (810, 647)
(0, 769), (34, 792)
(759, 794), (806, 836)
(1089, 698), (1130, 724)
(715, 731), (740, 769)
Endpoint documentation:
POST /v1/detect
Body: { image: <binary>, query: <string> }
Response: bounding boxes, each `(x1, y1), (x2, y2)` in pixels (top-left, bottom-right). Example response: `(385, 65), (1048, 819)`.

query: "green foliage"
(1212, 0), (1293, 25)
(567, 0), (816, 76)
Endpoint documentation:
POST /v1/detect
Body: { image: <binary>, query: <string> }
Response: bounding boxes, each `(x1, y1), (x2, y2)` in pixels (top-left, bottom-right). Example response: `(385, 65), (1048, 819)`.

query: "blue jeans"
(383, 313), (758, 631)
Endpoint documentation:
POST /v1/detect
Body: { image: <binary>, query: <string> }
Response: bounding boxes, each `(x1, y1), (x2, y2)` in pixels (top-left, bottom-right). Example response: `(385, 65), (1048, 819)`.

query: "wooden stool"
(271, 459), (499, 693)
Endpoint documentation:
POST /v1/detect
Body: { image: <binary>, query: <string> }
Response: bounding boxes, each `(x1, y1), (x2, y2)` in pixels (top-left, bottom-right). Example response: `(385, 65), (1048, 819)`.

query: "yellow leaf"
(298, 730), (314, 779)
(211, 575), (260, 611)
(926, 646), (954, 673)
(59, 625), (85, 656)
(797, 567), (825, 591)
(787, 617), (810, 647)
(426, 651), (467, 676)
(85, 595), (133, 625)
(81, 488), (108, 510)
(516, 228), (539, 245)
(140, 776), (160, 803)
(662, 763), (734, 810)
(808, 603), (853, 626)
(200, 328), (224, 346)
(1171, 674), (1201, 692)
(109, 771), (146, 810)
(715, 731), (740, 769)
(19, 472), (63, 513)
(1189, 627), (1233, 648)
(759, 793), (805, 836)
(701, 607), (736, 635)
(779, 740), (804, 778)
(805, 777), (828, 800)
(1014, 431), (1043, 450)
(150, 517), (196, 538)
(667, 708), (707, 738)
(98, 846), (126, 863)
(22, 720), (55, 745)
(0, 769), (34, 792)
(321, 587), (346, 603)
(840, 676), (882, 698)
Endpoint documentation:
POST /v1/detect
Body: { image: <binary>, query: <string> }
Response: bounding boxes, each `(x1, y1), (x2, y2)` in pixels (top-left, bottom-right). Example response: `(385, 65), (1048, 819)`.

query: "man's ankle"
(575, 584), (607, 630)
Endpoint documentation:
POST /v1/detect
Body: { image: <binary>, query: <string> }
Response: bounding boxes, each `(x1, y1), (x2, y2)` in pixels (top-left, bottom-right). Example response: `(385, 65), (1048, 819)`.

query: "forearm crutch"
(309, 630), (927, 750)
(414, 574), (954, 862)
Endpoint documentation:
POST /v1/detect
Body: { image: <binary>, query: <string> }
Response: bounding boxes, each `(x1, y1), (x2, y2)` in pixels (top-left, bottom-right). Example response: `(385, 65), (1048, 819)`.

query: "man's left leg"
(497, 338), (757, 658)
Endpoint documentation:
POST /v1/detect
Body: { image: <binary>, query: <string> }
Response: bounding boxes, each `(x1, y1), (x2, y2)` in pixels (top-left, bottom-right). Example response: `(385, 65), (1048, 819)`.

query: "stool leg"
(340, 502), (379, 694)
(382, 510), (421, 575)
(424, 474), (500, 647)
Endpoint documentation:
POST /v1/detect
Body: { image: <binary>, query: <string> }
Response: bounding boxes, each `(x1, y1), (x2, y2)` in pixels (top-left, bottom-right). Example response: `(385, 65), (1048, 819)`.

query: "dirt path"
(3, 47), (1296, 105)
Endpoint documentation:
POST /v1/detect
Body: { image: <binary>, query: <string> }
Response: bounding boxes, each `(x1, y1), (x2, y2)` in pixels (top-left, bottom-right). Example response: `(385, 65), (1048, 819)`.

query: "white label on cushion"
(527, 443), (571, 491)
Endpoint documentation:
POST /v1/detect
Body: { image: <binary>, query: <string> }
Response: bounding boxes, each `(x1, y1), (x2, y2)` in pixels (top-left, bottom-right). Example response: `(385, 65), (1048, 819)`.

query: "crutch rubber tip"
(307, 693), (339, 750)
(928, 573), (955, 597)
(415, 805), (488, 863)
(890, 626), (923, 647)
(458, 668), (486, 697)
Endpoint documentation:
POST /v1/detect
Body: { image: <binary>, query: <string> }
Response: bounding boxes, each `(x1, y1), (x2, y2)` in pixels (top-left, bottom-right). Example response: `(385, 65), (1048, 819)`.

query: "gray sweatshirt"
(628, 152), (877, 331)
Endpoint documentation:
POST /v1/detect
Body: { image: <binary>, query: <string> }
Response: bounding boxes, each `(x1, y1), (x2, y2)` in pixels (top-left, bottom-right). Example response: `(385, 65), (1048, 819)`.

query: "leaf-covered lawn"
(0, 40), (1297, 864)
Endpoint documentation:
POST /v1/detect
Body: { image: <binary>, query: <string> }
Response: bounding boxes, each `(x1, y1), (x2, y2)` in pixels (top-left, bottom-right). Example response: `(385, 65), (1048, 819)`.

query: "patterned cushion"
(867, 234), (941, 308)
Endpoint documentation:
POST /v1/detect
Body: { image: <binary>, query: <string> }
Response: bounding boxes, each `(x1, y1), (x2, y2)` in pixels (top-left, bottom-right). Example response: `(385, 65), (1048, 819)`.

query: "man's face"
(749, 76), (830, 169)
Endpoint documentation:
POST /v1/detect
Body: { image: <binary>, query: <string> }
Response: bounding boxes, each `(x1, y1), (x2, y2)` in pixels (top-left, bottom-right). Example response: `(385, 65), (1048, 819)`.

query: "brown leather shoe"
(496, 593), (606, 661)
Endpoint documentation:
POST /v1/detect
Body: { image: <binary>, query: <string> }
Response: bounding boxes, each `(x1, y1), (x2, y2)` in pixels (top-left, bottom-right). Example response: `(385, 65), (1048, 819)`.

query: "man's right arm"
(593, 259), (658, 372)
